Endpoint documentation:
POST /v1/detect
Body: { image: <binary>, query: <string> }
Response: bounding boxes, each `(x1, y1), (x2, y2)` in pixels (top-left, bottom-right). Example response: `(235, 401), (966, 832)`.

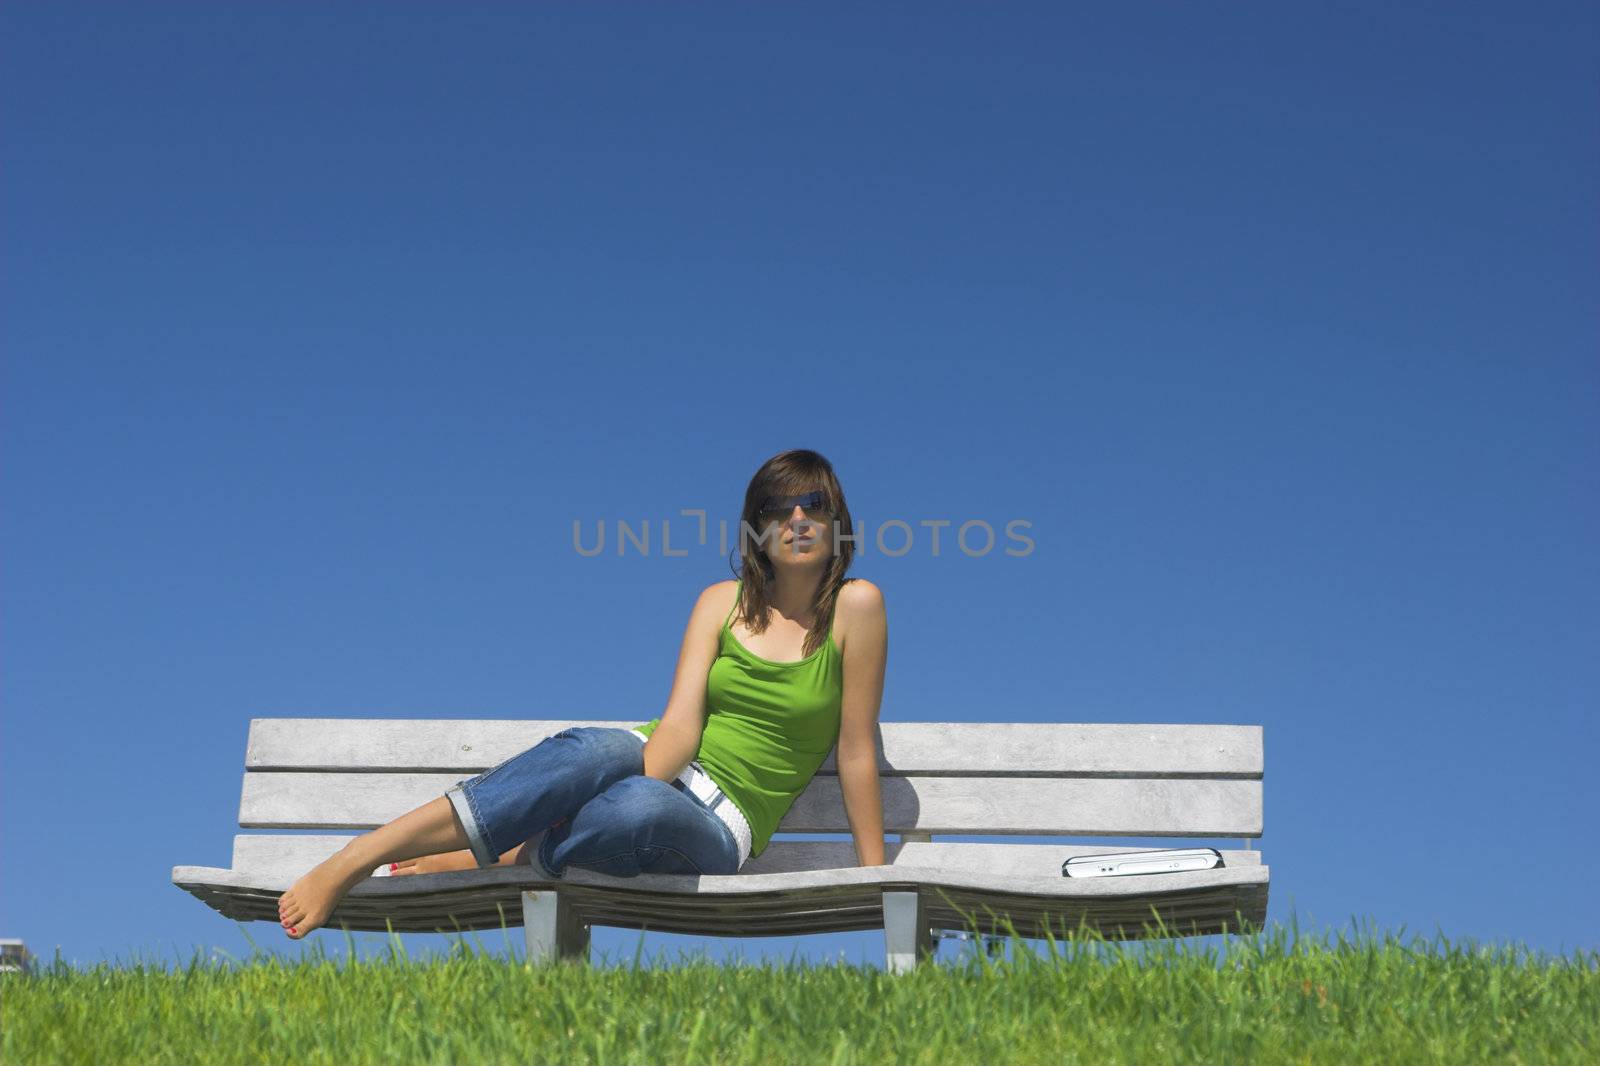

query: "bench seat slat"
(246, 720), (1263, 776)
(172, 863), (1269, 939)
(239, 772), (1262, 836)
(229, 835), (1261, 879)
(182, 889), (1262, 941)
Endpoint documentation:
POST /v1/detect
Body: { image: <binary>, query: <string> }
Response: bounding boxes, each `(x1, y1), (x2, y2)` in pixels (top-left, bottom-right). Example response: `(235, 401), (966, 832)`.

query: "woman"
(278, 449), (888, 938)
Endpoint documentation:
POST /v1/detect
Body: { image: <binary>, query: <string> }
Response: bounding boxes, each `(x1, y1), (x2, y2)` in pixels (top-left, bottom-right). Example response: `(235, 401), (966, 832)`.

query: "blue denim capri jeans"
(443, 726), (741, 879)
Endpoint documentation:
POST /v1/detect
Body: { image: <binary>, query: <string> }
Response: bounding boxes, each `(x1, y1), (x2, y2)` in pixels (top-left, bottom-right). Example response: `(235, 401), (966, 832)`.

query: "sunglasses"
(755, 490), (836, 527)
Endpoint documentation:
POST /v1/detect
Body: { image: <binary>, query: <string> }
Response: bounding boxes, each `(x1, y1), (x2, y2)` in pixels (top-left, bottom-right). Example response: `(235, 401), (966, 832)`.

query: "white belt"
(629, 729), (751, 870)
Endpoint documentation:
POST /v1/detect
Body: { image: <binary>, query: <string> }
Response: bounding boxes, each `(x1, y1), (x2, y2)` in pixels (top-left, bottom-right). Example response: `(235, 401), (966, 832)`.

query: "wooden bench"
(172, 718), (1270, 972)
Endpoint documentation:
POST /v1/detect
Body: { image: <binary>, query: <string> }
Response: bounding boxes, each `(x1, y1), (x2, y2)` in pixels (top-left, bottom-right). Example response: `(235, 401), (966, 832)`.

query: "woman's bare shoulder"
(697, 579), (741, 614)
(681, 580), (740, 646)
(833, 578), (883, 655)
(838, 577), (884, 610)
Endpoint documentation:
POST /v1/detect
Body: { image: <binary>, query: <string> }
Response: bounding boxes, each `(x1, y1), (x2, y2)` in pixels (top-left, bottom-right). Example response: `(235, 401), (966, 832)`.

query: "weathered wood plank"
(238, 771), (1263, 836)
(245, 719), (1263, 777)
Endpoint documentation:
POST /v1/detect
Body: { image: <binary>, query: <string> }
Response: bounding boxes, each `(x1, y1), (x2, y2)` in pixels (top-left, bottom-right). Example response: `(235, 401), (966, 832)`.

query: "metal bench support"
(882, 890), (936, 974)
(522, 890), (590, 965)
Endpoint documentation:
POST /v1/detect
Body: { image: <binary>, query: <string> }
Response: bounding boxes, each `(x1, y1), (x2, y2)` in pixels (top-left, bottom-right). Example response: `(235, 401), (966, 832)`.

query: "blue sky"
(3, 3), (1595, 971)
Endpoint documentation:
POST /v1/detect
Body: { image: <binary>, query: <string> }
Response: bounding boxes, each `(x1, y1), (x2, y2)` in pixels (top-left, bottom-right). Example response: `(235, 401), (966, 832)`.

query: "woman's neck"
(767, 572), (824, 621)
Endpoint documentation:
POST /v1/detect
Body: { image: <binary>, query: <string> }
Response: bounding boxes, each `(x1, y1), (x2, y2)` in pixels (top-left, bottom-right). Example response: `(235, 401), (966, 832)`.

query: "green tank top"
(634, 578), (844, 859)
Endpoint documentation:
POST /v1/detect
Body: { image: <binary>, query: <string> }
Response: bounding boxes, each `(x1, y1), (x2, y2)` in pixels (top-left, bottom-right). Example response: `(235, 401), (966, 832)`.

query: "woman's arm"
(641, 581), (730, 784)
(836, 580), (888, 867)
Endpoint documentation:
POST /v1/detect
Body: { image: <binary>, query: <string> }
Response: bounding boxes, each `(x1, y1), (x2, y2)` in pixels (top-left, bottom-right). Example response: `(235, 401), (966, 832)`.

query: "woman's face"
(756, 495), (835, 574)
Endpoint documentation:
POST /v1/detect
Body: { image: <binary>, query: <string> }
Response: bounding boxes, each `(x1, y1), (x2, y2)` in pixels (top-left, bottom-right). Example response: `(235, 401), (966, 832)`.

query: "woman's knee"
(536, 726), (644, 774)
(553, 726), (643, 756)
(591, 775), (689, 835)
(588, 777), (718, 876)
(599, 773), (676, 808)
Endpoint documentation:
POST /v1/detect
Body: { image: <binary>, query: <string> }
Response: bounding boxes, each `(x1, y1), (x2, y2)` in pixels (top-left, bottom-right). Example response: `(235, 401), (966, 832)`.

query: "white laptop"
(1062, 847), (1222, 878)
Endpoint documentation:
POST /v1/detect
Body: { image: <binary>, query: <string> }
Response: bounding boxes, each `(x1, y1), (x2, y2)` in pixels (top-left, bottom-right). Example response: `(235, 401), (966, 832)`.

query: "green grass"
(4, 909), (1595, 1065)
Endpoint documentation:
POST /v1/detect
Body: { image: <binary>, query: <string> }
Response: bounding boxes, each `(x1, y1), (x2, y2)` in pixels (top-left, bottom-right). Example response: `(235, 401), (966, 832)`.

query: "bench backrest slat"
(239, 770), (1261, 836)
(247, 719), (1263, 775)
(240, 719), (1264, 838)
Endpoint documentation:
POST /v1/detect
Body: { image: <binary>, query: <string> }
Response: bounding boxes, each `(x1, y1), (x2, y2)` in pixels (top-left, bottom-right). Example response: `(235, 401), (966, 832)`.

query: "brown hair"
(729, 449), (857, 657)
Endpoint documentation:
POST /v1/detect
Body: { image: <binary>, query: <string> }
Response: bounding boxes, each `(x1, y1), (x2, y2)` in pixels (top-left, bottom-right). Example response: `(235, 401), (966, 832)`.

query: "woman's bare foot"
(276, 794), (479, 939)
(277, 852), (374, 940)
(391, 848), (479, 876)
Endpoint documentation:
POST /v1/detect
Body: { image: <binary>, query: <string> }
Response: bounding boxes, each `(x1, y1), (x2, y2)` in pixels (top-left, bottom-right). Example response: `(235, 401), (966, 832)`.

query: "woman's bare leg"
(392, 841), (524, 876)
(277, 795), (472, 939)
(391, 848), (479, 875)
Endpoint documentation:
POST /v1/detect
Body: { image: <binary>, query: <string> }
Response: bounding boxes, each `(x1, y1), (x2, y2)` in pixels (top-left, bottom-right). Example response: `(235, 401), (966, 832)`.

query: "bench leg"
(522, 890), (590, 965)
(882, 890), (936, 974)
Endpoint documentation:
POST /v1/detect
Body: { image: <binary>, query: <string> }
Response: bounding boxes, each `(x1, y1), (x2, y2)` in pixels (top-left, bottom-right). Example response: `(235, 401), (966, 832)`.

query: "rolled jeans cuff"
(445, 781), (499, 868)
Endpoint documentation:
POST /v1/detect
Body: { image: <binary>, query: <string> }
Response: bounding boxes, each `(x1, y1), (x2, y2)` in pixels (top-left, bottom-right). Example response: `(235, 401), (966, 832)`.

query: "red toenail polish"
(390, 863), (397, 871)
(289, 928), (297, 934)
